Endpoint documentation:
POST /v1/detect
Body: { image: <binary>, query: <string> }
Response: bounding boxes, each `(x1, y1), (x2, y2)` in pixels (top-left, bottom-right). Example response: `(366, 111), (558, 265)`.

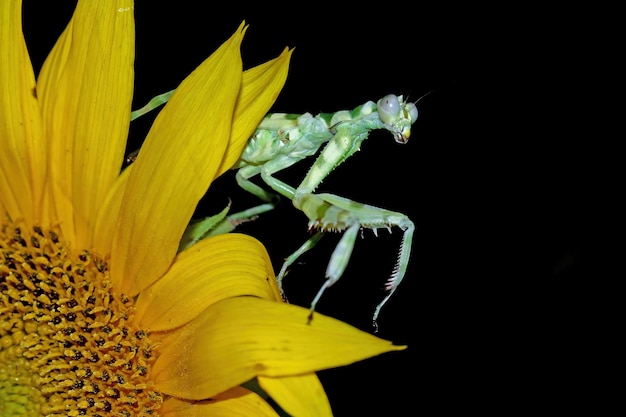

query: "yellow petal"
(216, 47), (293, 176)
(135, 233), (280, 331)
(0, 0), (45, 223)
(36, 0), (134, 246)
(160, 386), (279, 417)
(153, 296), (406, 400)
(258, 373), (332, 417)
(111, 24), (245, 296)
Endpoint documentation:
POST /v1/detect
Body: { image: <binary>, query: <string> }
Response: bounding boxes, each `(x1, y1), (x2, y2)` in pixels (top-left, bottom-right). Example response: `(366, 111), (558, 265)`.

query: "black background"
(22, 1), (606, 415)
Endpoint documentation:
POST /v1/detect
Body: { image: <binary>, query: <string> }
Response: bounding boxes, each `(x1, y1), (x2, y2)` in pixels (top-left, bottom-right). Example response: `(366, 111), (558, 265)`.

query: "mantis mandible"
(130, 90), (419, 330)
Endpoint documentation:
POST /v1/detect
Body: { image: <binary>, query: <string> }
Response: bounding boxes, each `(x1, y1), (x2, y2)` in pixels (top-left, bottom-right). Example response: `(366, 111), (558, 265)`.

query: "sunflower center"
(0, 224), (163, 416)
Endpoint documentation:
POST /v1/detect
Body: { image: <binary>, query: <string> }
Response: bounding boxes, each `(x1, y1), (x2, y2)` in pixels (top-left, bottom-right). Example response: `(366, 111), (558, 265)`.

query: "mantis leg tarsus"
(372, 286), (397, 333)
(308, 278), (333, 321)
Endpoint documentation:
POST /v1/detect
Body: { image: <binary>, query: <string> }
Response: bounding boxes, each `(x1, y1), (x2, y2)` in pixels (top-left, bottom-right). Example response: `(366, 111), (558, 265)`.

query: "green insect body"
(131, 91), (418, 329)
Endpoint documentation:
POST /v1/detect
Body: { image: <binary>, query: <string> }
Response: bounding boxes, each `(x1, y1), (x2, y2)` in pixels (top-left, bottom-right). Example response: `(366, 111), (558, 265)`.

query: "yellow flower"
(0, 1), (406, 416)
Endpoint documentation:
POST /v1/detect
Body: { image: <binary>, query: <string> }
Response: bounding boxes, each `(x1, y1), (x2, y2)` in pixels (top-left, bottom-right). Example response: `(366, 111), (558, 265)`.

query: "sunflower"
(0, 1), (406, 416)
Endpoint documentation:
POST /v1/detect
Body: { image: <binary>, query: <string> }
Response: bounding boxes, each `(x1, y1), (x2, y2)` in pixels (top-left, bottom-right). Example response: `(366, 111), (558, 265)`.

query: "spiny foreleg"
(295, 192), (414, 329)
(295, 123), (370, 196)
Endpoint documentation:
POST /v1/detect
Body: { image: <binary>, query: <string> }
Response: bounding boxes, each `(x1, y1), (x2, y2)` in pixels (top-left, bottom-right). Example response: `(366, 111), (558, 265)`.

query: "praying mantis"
(130, 90), (419, 329)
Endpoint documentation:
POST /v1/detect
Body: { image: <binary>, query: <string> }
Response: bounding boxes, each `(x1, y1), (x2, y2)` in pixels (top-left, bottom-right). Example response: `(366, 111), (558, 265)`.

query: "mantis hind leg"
(178, 165), (294, 249)
(232, 162), (298, 226)
(276, 231), (324, 299)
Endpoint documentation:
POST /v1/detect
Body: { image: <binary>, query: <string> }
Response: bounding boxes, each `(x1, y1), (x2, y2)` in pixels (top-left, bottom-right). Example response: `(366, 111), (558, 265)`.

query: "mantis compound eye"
(406, 102), (418, 123)
(377, 94), (401, 125)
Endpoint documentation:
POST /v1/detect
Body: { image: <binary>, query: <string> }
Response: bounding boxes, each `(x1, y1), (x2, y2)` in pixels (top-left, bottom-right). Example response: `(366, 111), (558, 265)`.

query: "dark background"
(22, 2), (605, 415)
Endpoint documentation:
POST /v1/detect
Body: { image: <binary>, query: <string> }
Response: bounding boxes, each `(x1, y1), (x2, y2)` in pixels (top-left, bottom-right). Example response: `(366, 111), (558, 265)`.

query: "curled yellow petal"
(134, 233), (280, 331)
(258, 374), (332, 417)
(153, 296), (406, 400)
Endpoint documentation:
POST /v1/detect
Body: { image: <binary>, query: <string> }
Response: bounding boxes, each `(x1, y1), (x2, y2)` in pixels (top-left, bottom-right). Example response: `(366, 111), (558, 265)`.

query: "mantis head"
(377, 94), (419, 144)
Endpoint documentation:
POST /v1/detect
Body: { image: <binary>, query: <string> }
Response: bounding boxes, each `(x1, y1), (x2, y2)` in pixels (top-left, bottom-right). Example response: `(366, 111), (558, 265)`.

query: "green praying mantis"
(130, 89), (419, 330)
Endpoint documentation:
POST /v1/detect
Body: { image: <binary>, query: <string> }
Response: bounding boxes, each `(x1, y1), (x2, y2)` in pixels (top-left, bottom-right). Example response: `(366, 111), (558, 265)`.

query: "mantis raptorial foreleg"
(294, 192), (415, 328)
(130, 91), (420, 329)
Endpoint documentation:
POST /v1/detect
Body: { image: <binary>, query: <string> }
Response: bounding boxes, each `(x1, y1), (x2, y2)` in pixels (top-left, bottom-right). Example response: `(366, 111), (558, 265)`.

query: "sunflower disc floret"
(0, 224), (162, 416)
